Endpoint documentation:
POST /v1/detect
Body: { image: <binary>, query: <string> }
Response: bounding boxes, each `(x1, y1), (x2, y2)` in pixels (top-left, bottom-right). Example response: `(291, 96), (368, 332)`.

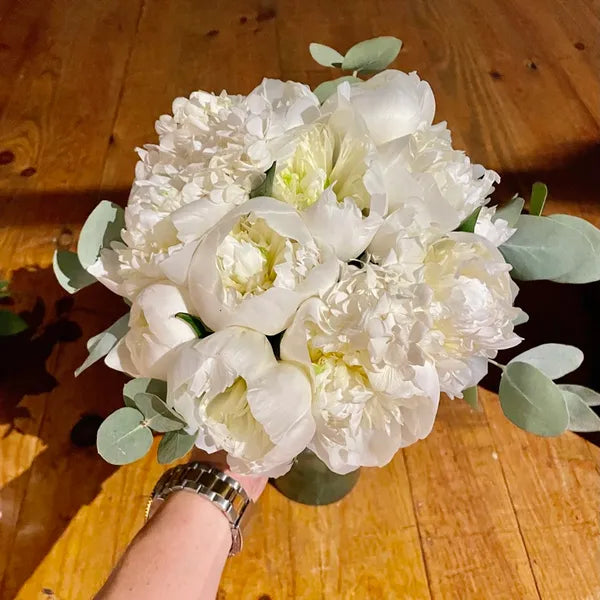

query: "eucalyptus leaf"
(77, 200), (125, 269)
(456, 206), (482, 233)
(558, 384), (600, 407)
(174, 312), (211, 338)
(133, 392), (186, 432)
(499, 214), (589, 281)
(96, 407), (153, 465)
(0, 310), (27, 336)
(313, 76), (361, 104)
(309, 42), (344, 68)
(341, 36), (402, 73)
(53, 249), (97, 294)
(250, 162), (277, 199)
(562, 390), (600, 432)
(529, 182), (548, 216)
(157, 430), (196, 464)
(546, 214), (600, 283)
(123, 377), (168, 408)
(499, 361), (568, 436)
(463, 386), (479, 410)
(75, 313), (129, 377)
(509, 343), (583, 380)
(494, 195), (524, 227)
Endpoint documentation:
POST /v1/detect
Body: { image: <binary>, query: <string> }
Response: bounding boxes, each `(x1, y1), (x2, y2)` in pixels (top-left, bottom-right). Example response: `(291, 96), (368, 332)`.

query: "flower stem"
(488, 358), (506, 371)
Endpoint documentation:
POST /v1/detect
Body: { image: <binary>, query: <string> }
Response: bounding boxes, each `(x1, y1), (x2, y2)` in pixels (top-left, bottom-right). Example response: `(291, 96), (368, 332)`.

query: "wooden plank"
(483, 391), (600, 599)
(404, 394), (540, 599)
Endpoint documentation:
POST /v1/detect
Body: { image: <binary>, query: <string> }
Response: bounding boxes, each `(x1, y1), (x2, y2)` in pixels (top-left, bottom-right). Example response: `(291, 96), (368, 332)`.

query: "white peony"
(324, 70), (435, 146)
(187, 196), (339, 335)
(269, 89), (386, 261)
(105, 282), (197, 380)
(90, 80), (319, 298)
(474, 205), (516, 246)
(281, 263), (440, 474)
(167, 327), (315, 476)
(422, 232), (521, 396)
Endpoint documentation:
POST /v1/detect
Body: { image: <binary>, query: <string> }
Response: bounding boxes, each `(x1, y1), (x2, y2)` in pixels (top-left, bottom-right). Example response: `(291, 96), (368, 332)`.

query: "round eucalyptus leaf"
(53, 250), (96, 294)
(96, 407), (153, 465)
(157, 430), (196, 464)
(499, 214), (590, 281)
(462, 386), (479, 410)
(547, 215), (600, 283)
(562, 390), (600, 432)
(133, 392), (185, 432)
(309, 42), (344, 68)
(0, 310), (27, 336)
(558, 384), (600, 407)
(341, 36), (402, 73)
(509, 343), (583, 380)
(123, 377), (168, 407)
(499, 362), (568, 436)
(77, 200), (125, 269)
(314, 76), (361, 104)
(494, 196), (524, 228)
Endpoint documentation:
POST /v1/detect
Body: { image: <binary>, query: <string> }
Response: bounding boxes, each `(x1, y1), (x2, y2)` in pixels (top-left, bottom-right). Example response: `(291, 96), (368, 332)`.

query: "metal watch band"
(145, 461), (251, 556)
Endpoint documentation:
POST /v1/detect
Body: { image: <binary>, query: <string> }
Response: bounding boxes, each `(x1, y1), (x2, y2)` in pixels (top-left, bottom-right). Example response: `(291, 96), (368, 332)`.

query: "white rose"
(187, 196), (339, 335)
(105, 282), (197, 379)
(324, 70), (435, 146)
(167, 327), (315, 477)
(422, 232), (521, 396)
(281, 264), (440, 474)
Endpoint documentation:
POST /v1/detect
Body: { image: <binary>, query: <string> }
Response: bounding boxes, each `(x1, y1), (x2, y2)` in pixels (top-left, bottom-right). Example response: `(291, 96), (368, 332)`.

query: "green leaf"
(529, 182), (548, 216)
(133, 392), (186, 432)
(157, 430), (196, 464)
(499, 362), (568, 436)
(494, 195), (524, 227)
(513, 309), (529, 326)
(562, 390), (600, 432)
(0, 310), (27, 336)
(463, 386), (479, 410)
(341, 36), (402, 73)
(96, 407), (153, 465)
(558, 384), (600, 407)
(509, 343), (583, 380)
(123, 377), (168, 408)
(174, 312), (211, 338)
(313, 76), (361, 104)
(75, 313), (129, 377)
(77, 200), (125, 269)
(0, 280), (10, 298)
(456, 206), (482, 233)
(546, 214), (600, 283)
(309, 42), (344, 68)
(249, 162), (277, 199)
(499, 214), (590, 281)
(53, 249), (97, 294)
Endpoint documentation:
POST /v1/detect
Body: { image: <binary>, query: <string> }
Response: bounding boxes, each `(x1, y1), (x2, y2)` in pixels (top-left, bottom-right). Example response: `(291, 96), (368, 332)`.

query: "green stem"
(488, 358), (506, 371)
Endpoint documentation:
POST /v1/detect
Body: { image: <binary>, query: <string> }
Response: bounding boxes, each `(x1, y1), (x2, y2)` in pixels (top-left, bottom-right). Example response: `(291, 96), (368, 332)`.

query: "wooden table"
(1, 1), (599, 598)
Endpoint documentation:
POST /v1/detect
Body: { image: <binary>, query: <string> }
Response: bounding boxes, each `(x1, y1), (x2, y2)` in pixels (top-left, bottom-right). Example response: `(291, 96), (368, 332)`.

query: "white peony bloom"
(90, 81), (318, 299)
(281, 263), (440, 474)
(422, 232), (521, 396)
(105, 282), (197, 380)
(324, 70), (435, 146)
(187, 196), (339, 335)
(167, 327), (315, 477)
(270, 90), (386, 260)
(474, 205), (516, 246)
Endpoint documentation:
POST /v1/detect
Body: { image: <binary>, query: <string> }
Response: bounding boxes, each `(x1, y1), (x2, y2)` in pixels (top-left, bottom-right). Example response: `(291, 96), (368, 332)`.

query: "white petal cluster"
(87, 70), (522, 476)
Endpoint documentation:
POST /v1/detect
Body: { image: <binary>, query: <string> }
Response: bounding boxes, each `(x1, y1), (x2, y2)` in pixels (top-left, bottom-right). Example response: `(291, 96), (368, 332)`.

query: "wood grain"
(0, 1), (599, 598)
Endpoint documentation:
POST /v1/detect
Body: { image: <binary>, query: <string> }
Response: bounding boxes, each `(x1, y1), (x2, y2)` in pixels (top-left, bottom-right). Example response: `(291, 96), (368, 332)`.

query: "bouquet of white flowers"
(54, 37), (600, 501)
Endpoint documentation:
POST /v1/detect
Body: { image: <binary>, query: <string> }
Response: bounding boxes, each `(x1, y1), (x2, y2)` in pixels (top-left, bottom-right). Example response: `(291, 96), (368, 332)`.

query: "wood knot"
(0, 150), (15, 165)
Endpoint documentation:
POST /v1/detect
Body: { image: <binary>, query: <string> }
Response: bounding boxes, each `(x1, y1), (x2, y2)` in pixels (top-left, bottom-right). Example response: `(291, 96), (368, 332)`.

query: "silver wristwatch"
(145, 462), (252, 556)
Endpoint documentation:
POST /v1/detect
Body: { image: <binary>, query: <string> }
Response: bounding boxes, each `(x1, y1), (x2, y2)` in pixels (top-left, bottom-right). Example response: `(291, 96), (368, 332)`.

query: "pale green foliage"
(53, 250), (96, 294)
(96, 407), (153, 465)
(509, 343), (583, 380)
(158, 430), (196, 464)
